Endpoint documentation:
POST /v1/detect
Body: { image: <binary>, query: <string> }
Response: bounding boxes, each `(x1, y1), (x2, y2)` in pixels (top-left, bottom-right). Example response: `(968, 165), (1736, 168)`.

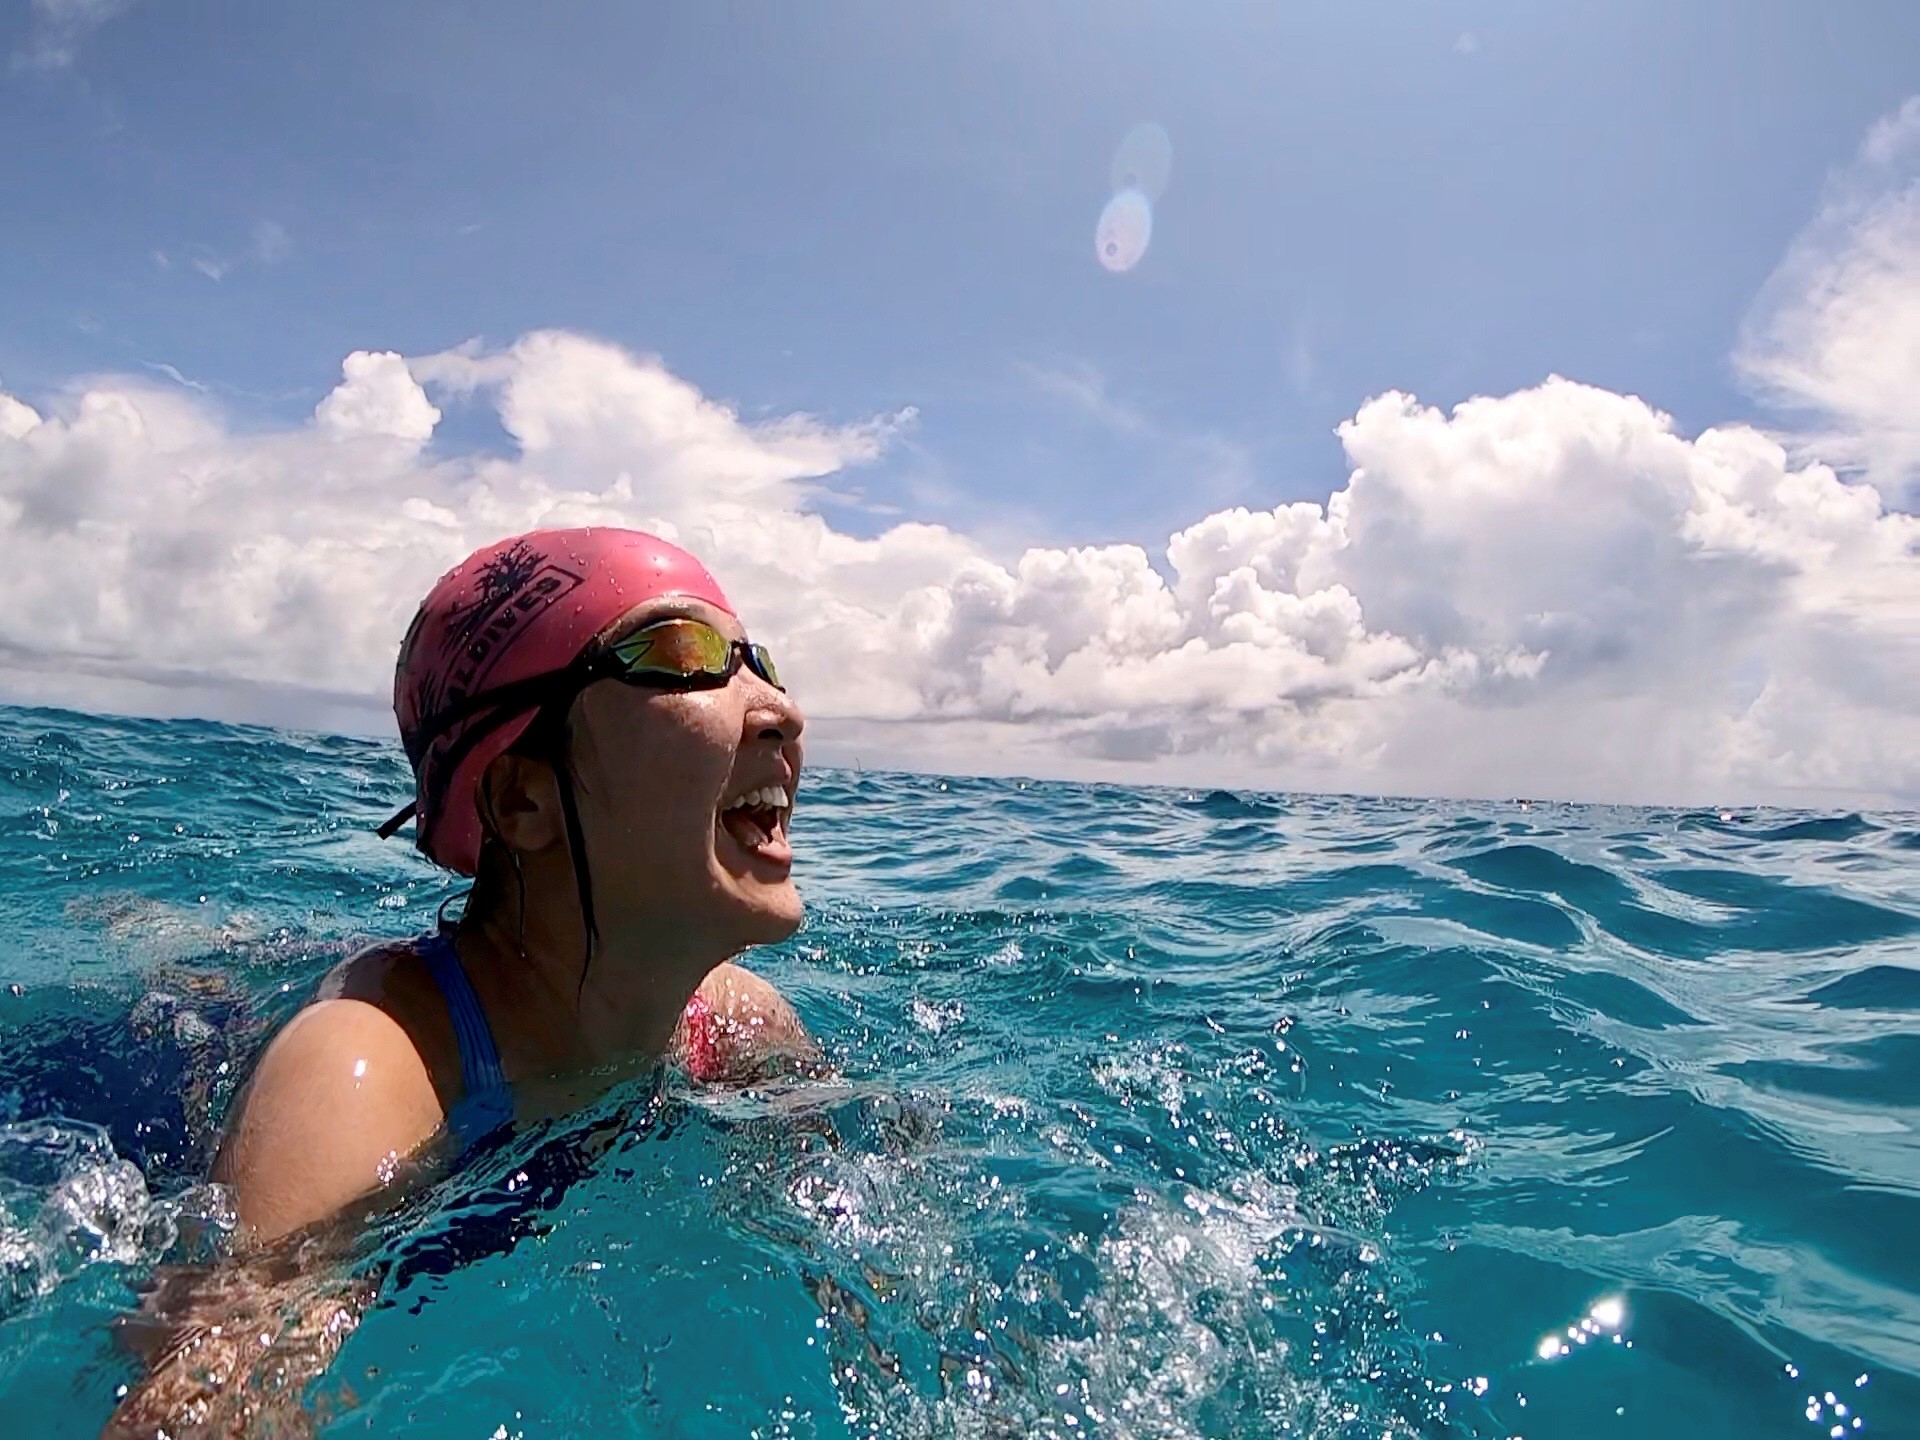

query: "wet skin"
(210, 596), (818, 1245)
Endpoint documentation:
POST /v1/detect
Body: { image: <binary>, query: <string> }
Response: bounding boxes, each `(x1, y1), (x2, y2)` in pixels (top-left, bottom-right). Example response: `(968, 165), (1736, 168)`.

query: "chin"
(732, 884), (804, 947)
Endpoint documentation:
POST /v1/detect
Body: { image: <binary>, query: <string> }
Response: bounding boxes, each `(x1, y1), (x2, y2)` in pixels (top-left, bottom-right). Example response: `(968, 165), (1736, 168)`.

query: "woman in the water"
(110, 527), (819, 1433)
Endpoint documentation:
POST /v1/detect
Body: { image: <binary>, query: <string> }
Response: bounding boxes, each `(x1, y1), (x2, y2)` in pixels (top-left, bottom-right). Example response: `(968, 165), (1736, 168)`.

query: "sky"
(0, 1), (1916, 806)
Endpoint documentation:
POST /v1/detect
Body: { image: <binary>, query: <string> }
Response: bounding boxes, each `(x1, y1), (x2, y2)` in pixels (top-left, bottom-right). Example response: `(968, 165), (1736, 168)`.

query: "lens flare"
(1096, 188), (1153, 273)
(1110, 122), (1173, 202)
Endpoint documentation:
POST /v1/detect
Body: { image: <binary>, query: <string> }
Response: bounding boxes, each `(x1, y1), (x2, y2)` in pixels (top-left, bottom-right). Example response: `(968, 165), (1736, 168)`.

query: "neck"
(450, 885), (715, 1081)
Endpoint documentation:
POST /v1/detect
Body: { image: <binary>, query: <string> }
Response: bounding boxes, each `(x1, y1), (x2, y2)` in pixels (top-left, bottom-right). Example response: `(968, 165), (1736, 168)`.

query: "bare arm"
(105, 1000), (446, 1437)
(104, 1248), (374, 1439)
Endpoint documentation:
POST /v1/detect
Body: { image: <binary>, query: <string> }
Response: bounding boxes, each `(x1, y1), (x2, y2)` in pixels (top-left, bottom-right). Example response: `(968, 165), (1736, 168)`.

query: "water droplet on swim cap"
(1096, 189), (1153, 273)
(1110, 122), (1173, 202)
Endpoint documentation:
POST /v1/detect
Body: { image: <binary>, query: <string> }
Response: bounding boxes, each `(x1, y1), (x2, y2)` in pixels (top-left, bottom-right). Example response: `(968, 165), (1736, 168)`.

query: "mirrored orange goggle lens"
(611, 618), (734, 676)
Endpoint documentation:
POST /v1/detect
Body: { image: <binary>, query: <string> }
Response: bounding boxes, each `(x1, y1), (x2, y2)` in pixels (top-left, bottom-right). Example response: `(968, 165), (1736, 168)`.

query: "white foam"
(0, 1118), (234, 1313)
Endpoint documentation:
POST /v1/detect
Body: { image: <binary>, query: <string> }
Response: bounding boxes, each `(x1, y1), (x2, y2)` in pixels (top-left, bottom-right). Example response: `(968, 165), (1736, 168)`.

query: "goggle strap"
(391, 677), (581, 846)
(376, 801), (417, 839)
(408, 666), (578, 759)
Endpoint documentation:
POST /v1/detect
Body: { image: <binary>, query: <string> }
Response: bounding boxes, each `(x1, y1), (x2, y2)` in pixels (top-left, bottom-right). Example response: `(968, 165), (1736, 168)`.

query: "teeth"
(723, 784), (790, 813)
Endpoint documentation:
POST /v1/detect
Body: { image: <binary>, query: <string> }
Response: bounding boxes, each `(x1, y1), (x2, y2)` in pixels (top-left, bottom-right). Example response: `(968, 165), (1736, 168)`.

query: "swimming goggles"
(377, 617), (782, 840)
(601, 615), (781, 694)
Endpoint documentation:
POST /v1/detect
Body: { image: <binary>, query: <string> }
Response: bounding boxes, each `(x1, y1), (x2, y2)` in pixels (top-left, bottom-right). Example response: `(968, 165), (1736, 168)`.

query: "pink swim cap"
(389, 527), (733, 875)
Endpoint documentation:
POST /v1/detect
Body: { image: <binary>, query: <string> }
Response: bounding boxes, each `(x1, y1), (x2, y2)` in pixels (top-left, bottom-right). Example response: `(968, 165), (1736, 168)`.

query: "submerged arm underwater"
(103, 1234), (378, 1440)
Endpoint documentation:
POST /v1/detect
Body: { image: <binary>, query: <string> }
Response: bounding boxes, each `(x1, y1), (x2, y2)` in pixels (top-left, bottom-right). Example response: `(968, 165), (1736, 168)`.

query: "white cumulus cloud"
(1738, 95), (1920, 494)
(0, 336), (1912, 806)
(313, 351), (441, 444)
(0, 103), (1916, 807)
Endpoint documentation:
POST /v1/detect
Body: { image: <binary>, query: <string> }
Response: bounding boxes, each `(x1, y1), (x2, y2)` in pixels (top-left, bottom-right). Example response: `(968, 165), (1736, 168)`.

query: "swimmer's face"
(561, 598), (805, 958)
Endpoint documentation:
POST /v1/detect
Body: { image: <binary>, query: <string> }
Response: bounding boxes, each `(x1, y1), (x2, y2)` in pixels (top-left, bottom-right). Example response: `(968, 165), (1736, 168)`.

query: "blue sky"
(4, 1), (1915, 550)
(1, 2), (1916, 804)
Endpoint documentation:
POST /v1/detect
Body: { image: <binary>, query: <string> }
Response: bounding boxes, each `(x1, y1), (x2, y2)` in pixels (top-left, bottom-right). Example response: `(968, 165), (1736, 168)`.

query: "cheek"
(578, 692), (738, 853)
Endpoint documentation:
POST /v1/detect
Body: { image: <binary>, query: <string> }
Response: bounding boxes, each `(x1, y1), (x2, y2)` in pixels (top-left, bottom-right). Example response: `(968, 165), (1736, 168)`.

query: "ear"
(475, 750), (568, 854)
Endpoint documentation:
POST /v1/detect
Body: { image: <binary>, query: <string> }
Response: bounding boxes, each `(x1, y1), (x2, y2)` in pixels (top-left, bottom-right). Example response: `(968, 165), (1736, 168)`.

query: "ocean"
(0, 702), (1915, 1437)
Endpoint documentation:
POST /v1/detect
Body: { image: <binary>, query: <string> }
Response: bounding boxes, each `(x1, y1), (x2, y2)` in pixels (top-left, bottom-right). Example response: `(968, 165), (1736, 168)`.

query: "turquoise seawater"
(1, 703), (1918, 1437)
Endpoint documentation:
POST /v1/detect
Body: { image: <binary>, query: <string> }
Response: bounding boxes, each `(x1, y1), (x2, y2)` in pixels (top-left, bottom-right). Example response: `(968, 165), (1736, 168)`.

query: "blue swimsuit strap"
(421, 924), (514, 1149)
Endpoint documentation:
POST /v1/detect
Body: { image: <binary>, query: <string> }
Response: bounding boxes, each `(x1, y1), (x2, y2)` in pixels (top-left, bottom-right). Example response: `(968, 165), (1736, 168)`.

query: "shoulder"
(315, 937), (432, 1005)
(676, 963), (820, 1081)
(213, 995), (446, 1243)
(694, 962), (798, 1025)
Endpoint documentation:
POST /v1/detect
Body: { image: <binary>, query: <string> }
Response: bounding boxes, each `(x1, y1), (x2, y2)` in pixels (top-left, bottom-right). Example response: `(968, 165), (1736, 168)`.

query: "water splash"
(0, 1119), (233, 1316)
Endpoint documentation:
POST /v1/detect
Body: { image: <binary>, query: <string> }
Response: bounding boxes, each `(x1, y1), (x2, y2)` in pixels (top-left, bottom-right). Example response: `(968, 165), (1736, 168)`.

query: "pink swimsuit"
(679, 992), (725, 1081)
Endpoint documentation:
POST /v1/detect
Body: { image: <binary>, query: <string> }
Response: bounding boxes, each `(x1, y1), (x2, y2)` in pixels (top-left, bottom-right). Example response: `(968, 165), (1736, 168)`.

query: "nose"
(744, 673), (805, 749)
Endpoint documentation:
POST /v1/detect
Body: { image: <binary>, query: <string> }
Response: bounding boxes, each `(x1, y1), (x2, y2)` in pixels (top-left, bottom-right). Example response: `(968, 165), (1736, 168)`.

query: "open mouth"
(718, 782), (792, 865)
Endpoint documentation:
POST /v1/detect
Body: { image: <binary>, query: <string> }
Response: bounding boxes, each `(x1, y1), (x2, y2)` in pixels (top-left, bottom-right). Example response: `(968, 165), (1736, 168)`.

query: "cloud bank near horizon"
(1, 109), (1916, 808)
